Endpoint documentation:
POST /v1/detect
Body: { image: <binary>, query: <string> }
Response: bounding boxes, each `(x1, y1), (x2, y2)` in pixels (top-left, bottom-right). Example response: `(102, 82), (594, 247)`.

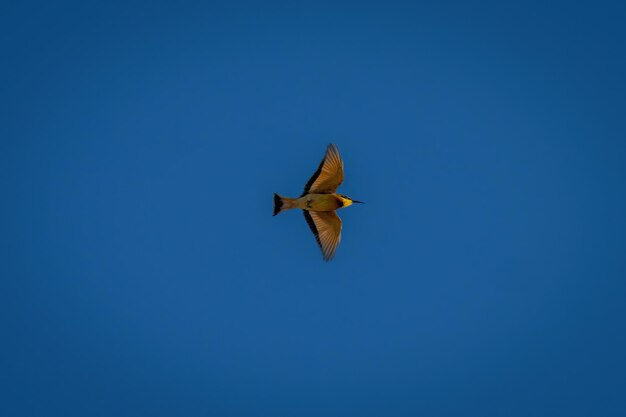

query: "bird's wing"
(301, 144), (344, 196)
(303, 210), (342, 261)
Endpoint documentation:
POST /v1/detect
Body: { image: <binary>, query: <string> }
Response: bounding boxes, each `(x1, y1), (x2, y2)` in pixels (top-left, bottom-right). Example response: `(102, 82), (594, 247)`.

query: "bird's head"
(338, 194), (365, 207)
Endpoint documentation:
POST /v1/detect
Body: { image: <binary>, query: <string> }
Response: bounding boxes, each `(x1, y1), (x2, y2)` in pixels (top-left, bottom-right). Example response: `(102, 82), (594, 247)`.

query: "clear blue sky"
(2, 1), (625, 416)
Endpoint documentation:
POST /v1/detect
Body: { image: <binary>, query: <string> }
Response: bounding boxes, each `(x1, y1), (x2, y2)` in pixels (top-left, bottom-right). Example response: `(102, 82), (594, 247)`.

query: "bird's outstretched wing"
(301, 144), (344, 196)
(303, 210), (342, 261)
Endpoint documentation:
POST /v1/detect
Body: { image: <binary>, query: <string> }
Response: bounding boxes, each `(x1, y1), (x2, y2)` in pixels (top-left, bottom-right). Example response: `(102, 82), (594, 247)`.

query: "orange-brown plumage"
(273, 144), (363, 261)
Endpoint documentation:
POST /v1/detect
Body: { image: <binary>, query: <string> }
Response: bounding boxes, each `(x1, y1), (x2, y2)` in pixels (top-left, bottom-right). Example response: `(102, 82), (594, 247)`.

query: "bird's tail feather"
(273, 193), (296, 216)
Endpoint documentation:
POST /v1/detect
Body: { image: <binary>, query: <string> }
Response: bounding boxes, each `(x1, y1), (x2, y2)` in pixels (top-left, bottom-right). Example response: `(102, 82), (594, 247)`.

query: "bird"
(273, 144), (364, 261)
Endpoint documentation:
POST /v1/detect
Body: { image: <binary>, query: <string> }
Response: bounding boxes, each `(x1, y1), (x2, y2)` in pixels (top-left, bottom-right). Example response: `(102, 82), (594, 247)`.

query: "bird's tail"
(273, 193), (297, 216)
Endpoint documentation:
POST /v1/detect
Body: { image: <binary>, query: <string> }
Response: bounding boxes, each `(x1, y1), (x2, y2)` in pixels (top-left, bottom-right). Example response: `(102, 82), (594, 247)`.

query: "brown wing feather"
(303, 210), (342, 261)
(301, 144), (344, 196)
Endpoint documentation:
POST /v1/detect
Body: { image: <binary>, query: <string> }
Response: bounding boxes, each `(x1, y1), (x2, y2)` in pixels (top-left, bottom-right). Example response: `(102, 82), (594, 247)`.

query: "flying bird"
(273, 144), (363, 261)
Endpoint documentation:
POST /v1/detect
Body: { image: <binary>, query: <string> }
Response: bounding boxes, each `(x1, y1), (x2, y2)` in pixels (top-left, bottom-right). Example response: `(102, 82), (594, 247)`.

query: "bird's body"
(280, 193), (354, 212)
(273, 144), (363, 261)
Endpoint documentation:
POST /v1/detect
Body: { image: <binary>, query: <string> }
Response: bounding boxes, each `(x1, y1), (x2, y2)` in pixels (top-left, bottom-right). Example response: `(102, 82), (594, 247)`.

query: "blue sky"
(1, 1), (625, 416)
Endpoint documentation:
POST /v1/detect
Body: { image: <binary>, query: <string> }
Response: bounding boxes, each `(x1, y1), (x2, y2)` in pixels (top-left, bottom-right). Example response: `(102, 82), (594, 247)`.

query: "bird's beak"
(352, 200), (365, 204)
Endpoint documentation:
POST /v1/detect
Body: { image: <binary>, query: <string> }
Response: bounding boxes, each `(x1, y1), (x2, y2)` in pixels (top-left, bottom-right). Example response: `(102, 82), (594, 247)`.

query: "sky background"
(2, 1), (626, 416)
